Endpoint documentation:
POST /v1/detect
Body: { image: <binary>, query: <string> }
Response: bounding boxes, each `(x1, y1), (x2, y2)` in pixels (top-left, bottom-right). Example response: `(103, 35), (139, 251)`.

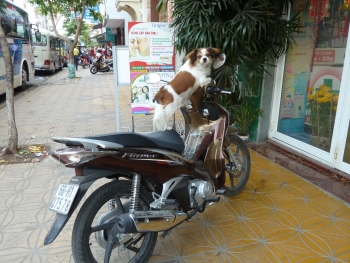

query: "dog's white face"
(195, 48), (215, 67)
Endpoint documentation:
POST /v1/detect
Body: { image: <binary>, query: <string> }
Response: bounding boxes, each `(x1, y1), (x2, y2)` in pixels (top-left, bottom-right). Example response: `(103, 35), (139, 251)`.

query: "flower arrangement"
(306, 85), (339, 151)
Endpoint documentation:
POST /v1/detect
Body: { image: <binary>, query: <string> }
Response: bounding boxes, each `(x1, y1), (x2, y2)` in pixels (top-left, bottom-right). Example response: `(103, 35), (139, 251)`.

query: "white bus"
(0, 0), (37, 95)
(32, 29), (68, 73)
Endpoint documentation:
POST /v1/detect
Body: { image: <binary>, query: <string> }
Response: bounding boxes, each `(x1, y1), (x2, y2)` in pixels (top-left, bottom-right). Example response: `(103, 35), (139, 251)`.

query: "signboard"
(128, 22), (175, 115)
(70, 6), (100, 23)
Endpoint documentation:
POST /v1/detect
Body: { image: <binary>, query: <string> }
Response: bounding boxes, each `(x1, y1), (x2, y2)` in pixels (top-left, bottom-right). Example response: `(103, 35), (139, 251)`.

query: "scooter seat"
(105, 59), (113, 63)
(55, 130), (185, 154)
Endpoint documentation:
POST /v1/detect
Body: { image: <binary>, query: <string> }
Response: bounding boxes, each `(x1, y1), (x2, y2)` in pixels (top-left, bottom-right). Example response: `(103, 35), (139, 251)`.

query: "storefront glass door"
(270, 0), (350, 173)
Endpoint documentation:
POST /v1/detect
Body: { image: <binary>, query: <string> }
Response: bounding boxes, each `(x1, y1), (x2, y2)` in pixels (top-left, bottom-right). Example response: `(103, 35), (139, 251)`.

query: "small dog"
(153, 47), (221, 131)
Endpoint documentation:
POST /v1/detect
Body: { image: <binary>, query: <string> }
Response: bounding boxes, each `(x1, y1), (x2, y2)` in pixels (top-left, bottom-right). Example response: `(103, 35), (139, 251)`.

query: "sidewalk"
(0, 68), (349, 262)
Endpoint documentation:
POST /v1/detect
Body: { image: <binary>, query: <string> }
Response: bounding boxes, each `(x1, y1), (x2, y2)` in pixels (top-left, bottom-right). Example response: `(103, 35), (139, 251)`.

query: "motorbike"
(90, 55), (113, 74)
(78, 51), (90, 69)
(44, 53), (251, 263)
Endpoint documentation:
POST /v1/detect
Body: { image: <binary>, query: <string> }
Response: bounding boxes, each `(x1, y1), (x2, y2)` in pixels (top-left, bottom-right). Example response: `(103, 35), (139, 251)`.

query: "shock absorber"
(129, 174), (141, 213)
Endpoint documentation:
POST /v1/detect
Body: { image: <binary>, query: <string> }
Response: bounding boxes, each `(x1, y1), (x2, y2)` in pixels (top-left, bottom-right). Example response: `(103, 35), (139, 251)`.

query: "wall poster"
(128, 22), (175, 115)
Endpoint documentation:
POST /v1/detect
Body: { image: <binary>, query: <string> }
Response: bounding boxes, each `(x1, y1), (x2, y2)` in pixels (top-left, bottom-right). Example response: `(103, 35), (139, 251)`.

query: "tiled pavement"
(0, 68), (350, 262)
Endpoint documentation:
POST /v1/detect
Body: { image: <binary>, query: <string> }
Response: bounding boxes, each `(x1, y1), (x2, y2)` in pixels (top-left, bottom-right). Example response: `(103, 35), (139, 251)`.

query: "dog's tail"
(153, 103), (167, 131)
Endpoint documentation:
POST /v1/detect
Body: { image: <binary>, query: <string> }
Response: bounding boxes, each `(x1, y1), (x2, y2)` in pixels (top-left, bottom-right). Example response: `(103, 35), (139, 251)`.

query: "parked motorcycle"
(90, 54), (113, 74)
(78, 51), (90, 69)
(44, 53), (251, 263)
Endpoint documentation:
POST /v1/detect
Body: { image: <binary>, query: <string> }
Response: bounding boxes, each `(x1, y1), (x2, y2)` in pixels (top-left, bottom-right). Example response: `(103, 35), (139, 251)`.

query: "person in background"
(101, 46), (105, 57)
(73, 46), (79, 70)
(90, 47), (95, 58)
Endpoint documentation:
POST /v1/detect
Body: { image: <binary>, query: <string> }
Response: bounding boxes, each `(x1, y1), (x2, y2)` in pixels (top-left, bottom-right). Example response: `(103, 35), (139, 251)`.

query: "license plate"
(49, 183), (79, 215)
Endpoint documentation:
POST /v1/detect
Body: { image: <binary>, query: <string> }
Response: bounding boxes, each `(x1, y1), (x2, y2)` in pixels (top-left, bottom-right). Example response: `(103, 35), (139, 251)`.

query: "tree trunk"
(47, 0), (87, 65)
(0, 24), (18, 154)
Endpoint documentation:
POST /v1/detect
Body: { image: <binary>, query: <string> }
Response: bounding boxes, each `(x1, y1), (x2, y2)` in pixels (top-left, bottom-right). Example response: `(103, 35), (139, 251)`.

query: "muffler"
(115, 210), (188, 233)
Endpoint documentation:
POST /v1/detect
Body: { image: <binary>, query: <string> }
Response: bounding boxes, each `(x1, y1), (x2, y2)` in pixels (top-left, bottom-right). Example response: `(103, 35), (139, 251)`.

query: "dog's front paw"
(201, 78), (215, 87)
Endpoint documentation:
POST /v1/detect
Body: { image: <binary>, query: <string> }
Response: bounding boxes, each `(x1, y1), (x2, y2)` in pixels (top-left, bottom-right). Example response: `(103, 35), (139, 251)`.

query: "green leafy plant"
(230, 100), (263, 136)
(158, 0), (299, 91)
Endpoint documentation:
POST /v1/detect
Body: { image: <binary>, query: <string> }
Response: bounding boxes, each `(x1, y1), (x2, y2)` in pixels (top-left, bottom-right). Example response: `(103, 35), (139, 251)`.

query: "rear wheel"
(72, 180), (158, 263)
(90, 65), (98, 74)
(18, 67), (27, 91)
(51, 63), (56, 74)
(222, 133), (251, 197)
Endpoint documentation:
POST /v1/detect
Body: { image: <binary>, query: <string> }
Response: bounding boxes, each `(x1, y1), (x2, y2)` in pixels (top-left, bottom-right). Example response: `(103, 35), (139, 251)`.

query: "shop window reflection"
(278, 0), (347, 153)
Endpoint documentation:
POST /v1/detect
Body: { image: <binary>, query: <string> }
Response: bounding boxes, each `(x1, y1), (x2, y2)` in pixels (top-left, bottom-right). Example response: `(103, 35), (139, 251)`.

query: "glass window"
(0, 3), (28, 39)
(277, 0), (347, 152)
(32, 34), (47, 46)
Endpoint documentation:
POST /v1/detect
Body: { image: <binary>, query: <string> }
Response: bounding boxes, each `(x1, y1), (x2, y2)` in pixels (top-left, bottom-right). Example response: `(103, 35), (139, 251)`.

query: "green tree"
(63, 19), (93, 46)
(158, 0), (299, 93)
(29, 0), (103, 65)
(0, 1), (18, 154)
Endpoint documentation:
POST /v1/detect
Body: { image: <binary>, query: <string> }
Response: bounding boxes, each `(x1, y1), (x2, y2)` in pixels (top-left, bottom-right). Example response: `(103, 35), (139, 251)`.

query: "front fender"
(44, 169), (117, 245)
(224, 125), (239, 147)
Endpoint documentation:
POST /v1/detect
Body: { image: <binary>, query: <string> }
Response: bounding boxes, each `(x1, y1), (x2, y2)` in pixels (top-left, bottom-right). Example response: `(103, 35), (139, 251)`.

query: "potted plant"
(230, 100), (263, 141)
(306, 85), (339, 151)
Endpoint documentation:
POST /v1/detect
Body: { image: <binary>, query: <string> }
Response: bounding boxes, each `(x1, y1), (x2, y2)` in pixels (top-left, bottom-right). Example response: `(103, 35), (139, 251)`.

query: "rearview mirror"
(144, 73), (162, 84)
(213, 53), (226, 69)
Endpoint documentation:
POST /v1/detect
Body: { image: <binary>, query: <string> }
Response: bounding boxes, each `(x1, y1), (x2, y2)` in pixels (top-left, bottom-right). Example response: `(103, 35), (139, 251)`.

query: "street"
(0, 70), (61, 111)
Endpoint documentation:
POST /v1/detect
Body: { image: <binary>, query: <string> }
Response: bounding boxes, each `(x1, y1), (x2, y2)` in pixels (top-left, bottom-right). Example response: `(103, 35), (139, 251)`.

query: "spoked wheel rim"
(72, 180), (157, 263)
(87, 196), (150, 262)
(223, 147), (244, 188)
(221, 134), (251, 196)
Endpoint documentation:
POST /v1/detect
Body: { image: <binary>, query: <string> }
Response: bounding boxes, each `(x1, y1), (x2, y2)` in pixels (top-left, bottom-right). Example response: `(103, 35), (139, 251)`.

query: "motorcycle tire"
(72, 180), (158, 263)
(82, 63), (87, 69)
(222, 133), (251, 197)
(90, 65), (98, 74)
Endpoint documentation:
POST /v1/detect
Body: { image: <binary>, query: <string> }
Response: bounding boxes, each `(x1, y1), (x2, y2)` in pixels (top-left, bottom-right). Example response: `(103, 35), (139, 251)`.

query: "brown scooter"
(44, 53), (250, 263)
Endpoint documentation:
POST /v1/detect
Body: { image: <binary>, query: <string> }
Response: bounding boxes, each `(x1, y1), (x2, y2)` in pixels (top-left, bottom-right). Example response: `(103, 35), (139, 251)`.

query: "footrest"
(216, 189), (226, 195)
(205, 196), (220, 203)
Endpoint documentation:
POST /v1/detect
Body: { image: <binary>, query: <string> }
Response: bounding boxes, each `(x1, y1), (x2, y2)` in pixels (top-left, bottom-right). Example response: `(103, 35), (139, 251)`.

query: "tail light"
(49, 147), (112, 168)
(44, 60), (50, 65)
(75, 168), (83, 176)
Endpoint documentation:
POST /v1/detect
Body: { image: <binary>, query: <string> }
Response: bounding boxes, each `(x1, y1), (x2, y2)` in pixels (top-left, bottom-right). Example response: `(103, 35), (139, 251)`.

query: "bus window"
(0, 4), (27, 39)
(32, 34), (47, 46)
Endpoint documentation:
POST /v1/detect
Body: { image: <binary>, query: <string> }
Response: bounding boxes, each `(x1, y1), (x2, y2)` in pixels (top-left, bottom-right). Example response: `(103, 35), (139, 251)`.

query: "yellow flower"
(317, 97), (328, 103)
(309, 87), (314, 92)
(332, 94), (339, 103)
(307, 94), (315, 100)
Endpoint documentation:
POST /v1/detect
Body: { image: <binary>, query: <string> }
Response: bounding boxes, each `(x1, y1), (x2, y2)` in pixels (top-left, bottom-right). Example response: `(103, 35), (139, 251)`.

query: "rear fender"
(44, 169), (118, 245)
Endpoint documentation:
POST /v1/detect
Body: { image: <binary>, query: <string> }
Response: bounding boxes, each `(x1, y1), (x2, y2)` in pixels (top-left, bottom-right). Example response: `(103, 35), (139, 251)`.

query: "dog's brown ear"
(185, 49), (197, 65)
(209, 48), (221, 58)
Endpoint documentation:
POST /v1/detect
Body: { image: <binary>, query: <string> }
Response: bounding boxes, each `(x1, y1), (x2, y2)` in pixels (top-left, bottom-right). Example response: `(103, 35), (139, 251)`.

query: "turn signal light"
(75, 168), (83, 176)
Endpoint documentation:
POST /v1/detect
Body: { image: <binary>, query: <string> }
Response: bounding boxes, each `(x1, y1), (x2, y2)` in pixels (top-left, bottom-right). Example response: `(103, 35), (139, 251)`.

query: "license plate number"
(49, 183), (79, 215)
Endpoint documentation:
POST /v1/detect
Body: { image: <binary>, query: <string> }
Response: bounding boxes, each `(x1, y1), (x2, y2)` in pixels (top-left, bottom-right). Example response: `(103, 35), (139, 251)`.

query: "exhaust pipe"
(115, 210), (188, 233)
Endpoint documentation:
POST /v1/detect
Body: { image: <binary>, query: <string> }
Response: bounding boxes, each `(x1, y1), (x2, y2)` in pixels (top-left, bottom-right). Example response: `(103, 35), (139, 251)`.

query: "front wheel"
(72, 180), (158, 263)
(90, 65), (98, 74)
(222, 133), (251, 197)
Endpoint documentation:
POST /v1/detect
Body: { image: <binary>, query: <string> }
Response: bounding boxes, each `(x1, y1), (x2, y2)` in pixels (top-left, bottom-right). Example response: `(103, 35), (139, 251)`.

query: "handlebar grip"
(204, 85), (221, 94)
(220, 90), (232, 94)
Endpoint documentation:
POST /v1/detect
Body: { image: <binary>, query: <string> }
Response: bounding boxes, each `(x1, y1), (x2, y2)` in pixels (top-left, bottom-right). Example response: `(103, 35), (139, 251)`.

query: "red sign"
(313, 49), (335, 63)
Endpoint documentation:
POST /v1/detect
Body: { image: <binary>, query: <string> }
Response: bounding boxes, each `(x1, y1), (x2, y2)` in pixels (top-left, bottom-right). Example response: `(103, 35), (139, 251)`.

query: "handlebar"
(203, 85), (232, 95)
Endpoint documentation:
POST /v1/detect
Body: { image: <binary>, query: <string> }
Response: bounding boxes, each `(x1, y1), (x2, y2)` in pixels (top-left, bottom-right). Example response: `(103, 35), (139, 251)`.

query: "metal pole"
(112, 46), (120, 132)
